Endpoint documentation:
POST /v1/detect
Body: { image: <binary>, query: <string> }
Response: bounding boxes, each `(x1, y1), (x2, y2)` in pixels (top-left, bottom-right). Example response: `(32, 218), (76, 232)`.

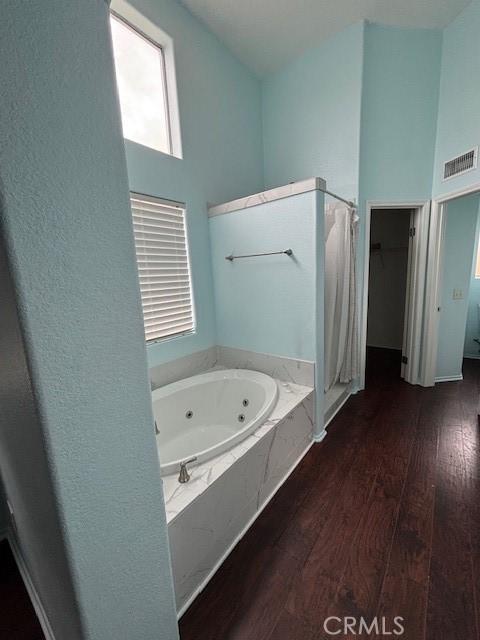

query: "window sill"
(146, 329), (196, 347)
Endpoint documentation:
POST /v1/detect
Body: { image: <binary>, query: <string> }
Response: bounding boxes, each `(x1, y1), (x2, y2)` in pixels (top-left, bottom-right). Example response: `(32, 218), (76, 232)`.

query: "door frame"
(359, 200), (431, 390)
(422, 181), (480, 386)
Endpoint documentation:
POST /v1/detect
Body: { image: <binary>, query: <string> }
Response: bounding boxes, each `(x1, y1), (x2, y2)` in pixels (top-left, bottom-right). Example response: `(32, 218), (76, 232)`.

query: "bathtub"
(152, 369), (278, 476)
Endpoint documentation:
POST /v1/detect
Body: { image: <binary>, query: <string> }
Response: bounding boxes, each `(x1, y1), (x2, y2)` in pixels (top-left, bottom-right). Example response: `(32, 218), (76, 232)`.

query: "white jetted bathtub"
(152, 369), (278, 476)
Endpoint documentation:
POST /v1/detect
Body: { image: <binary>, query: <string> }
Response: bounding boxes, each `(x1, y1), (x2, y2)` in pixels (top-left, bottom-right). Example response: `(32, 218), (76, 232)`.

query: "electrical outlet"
(453, 288), (464, 300)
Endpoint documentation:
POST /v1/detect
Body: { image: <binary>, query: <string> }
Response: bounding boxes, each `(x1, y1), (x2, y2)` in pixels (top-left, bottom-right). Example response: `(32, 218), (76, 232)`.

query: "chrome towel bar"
(225, 249), (293, 261)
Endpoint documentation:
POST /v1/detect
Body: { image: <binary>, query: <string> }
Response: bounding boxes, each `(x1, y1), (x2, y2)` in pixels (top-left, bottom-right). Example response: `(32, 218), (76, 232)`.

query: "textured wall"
(210, 192), (318, 360)
(262, 23), (364, 201)
(117, 0), (265, 368)
(0, 1), (178, 638)
(359, 24), (442, 204)
(433, 0), (480, 196)
(209, 189), (325, 436)
(0, 236), (83, 638)
(436, 194), (480, 380)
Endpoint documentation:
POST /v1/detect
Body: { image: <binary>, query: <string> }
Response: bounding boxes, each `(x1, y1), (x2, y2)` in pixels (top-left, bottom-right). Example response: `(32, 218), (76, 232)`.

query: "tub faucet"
(178, 457), (197, 483)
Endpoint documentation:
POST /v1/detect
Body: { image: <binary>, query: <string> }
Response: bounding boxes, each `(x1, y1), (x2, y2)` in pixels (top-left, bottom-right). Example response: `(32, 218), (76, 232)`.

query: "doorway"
(360, 201), (430, 389)
(422, 192), (480, 385)
(464, 225), (480, 362)
(366, 208), (412, 379)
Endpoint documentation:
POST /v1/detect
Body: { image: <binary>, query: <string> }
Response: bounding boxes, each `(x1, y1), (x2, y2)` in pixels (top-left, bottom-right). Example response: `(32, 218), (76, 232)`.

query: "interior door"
(401, 202), (431, 385)
(400, 211), (415, 380)
(420, 201), (446, 386)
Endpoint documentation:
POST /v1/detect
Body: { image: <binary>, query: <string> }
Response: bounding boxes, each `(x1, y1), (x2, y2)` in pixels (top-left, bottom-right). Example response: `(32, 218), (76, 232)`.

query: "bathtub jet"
(152, 369), (278, 476)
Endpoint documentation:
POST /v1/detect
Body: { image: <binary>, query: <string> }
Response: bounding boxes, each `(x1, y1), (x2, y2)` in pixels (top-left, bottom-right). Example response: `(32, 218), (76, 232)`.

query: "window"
(131, 194), (194, 342)
(109, 8), (181, 156)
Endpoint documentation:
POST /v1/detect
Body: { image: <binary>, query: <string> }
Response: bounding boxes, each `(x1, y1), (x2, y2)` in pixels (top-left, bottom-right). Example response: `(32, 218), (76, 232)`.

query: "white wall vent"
(443, 147), (478, 180)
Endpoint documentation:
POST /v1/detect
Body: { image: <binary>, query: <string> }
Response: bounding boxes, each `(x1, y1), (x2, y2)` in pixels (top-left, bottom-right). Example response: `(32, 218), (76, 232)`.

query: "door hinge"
(409, 227), (416, 238)
(402, 355), (408, 364)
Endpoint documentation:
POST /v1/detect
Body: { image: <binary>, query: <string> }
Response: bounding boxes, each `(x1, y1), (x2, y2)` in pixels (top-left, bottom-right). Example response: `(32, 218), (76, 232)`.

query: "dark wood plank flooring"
(180, 348), (480, 640)
(0, 538), (44, 640)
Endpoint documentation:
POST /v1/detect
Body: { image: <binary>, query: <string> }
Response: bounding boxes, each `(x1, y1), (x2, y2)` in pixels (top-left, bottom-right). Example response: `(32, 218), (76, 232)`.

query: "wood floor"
(180, 348), (480, 640)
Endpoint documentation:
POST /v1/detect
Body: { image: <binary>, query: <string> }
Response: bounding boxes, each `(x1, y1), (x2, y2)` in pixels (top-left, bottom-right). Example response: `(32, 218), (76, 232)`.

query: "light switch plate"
(453, 288), (464, 300)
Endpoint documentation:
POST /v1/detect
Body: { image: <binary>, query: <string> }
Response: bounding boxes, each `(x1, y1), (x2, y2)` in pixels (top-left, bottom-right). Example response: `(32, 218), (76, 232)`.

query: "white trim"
(110, 0), (183, 159)
(177, 438), (314, 618)
(435, 374), (463, 382)
(400, 210), (415, 380)
(314, 189), (326, 439)
(421, 202), (446, 386)
(434, 180), (480, 204)
(5, 529), (56, 640)
(360, 201), (430, 390)
(464, 354), (480, 360)
(405, 202), (431, 385)
(421, 182), (480, 386)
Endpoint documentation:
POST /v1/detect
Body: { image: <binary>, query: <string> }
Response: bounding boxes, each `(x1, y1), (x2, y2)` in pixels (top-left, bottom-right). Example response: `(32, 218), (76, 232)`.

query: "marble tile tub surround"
(150, 346), (218, 390)
(207, 176), (327, 217)
(161, 380), (313, 523)
(149, 345), (315, 389)
(216, 345), (314, 387)
(164, 384), (314, 614)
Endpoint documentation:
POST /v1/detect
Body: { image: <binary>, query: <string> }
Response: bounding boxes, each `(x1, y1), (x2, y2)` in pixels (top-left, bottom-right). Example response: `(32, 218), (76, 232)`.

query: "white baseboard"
(177, 438), (314, 619)
(313, 429), (327, 442)
(435, 374), (463, 383)
(6, 529), (56, 640)
(464, 354), (480, 360)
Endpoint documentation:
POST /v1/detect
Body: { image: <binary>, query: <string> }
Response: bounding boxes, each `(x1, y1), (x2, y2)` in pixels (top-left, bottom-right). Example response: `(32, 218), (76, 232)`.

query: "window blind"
(131, 194), (194, 342)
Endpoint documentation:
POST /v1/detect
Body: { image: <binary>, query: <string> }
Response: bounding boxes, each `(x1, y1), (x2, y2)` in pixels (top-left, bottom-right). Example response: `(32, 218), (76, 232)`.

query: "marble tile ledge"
(149, 345), (314, 389)
(160, 379), (313, 524)
(207, 177), (327, 217)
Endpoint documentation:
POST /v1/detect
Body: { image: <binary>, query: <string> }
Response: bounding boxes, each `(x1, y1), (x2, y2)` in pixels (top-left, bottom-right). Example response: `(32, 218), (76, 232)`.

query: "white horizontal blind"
(131, 194), (194, 342)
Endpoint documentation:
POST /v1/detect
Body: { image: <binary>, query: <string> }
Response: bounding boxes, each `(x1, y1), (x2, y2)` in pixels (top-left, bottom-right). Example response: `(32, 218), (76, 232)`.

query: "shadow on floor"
(0, 538), (45, 640)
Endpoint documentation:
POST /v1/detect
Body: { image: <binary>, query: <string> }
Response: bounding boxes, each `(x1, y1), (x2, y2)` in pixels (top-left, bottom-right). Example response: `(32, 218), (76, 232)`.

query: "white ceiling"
(179, 0), (470, 75)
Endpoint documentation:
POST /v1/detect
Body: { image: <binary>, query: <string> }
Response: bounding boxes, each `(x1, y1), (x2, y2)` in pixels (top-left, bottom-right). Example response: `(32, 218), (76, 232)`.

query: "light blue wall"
(0, 2), (178, 638)
(359, 23), (442, 204)
(464, 215), (480, 359)
(436, 194), (480, 380)
(209, 189), (325, 436)
(210, 192), (318, 360)
(262, 23), (364, 200)
(0, 235), (84, 636)
(121, 0), (264, 367)
(433, 0), (480, 196)
(353, 24), (442, 385)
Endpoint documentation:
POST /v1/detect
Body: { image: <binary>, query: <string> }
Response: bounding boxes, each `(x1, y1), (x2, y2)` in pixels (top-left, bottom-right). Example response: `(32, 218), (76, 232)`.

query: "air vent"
(443, 147), (478, 180)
